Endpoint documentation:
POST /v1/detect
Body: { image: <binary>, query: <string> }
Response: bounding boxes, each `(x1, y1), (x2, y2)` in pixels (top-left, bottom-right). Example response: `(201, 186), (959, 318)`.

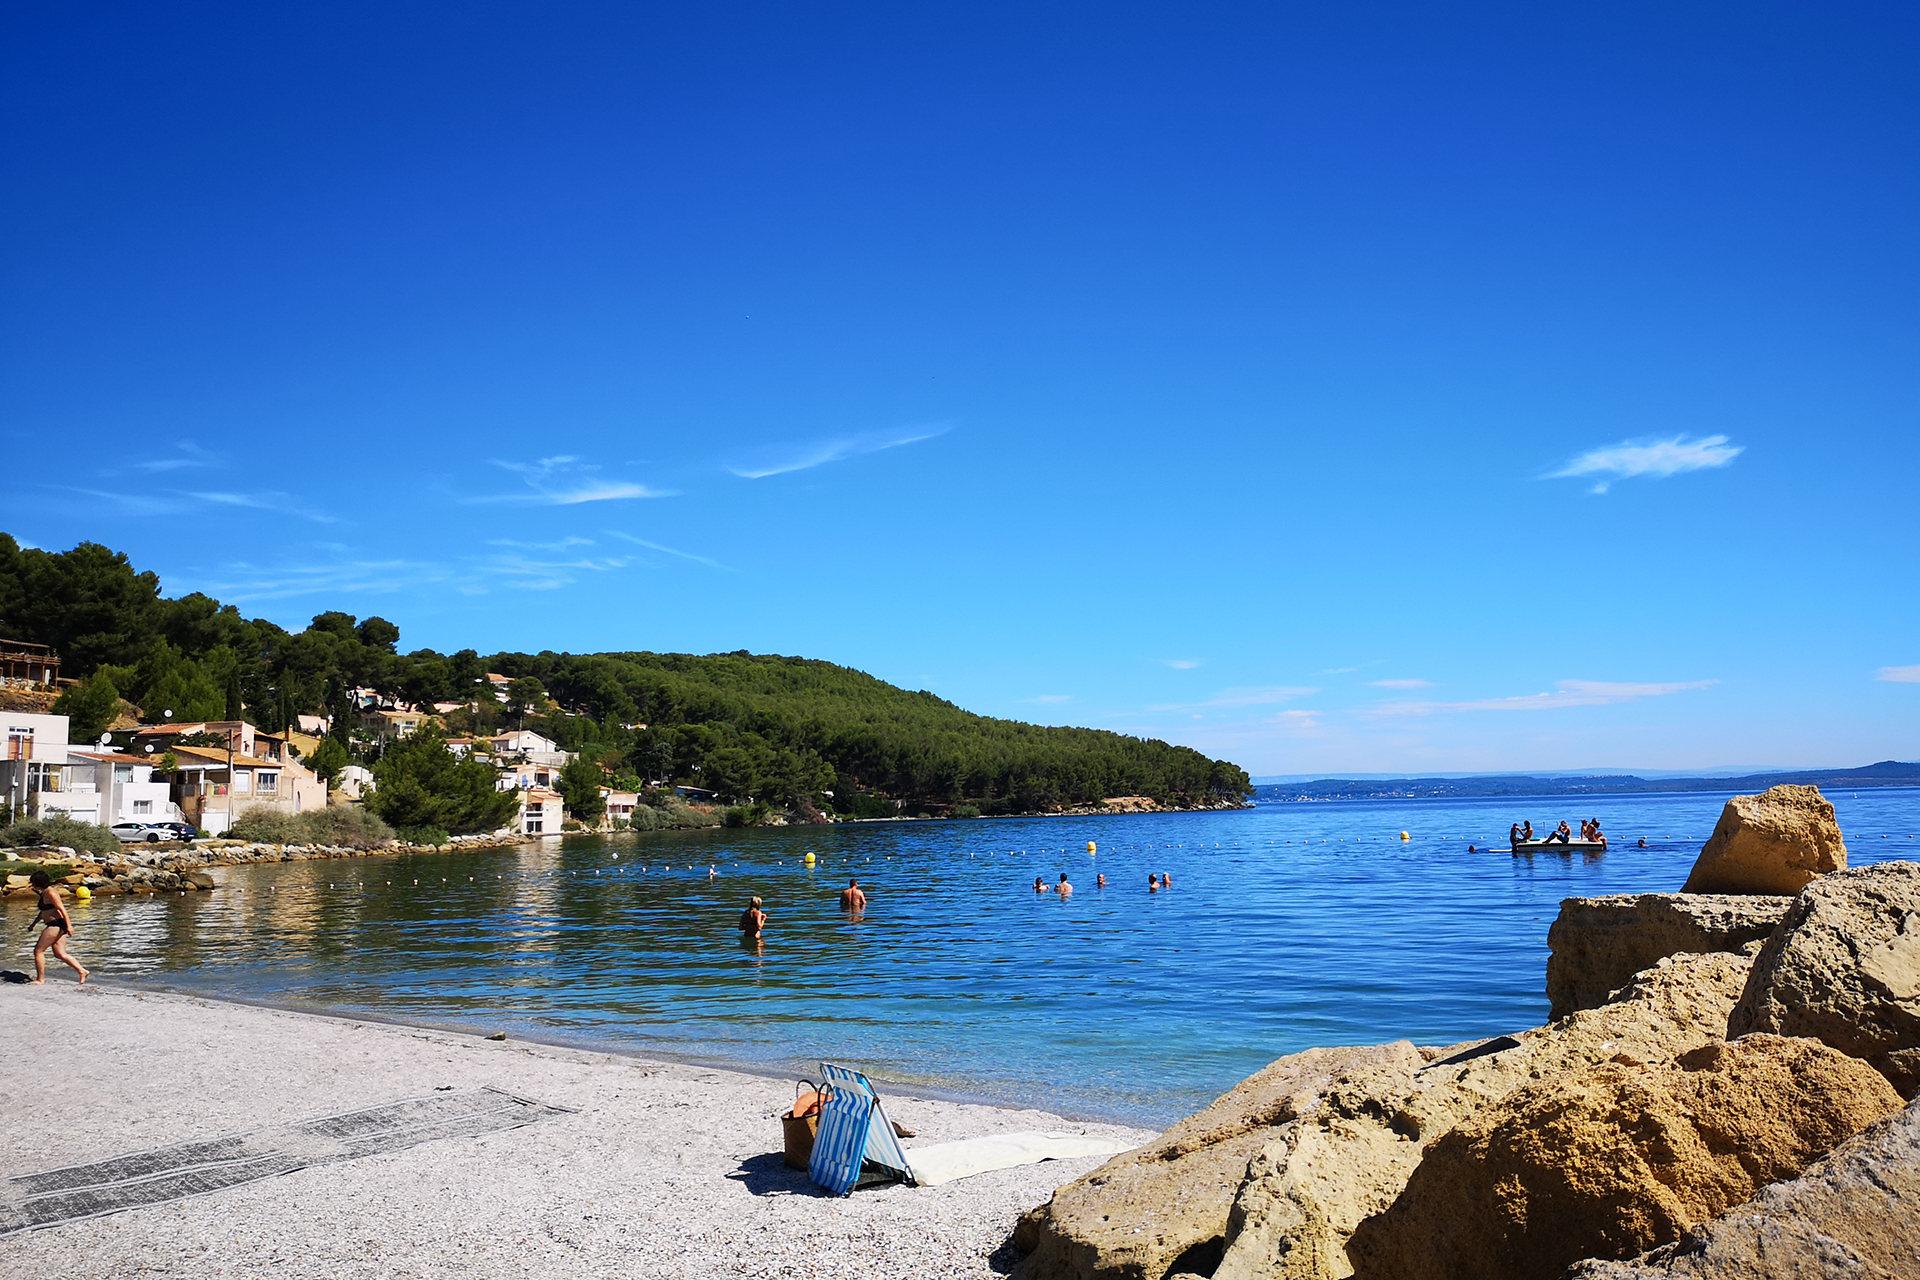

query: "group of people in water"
(738, 864), (1178, 938)
(1032, 870), (1173, 896)
(1509, 818), (1608, 848)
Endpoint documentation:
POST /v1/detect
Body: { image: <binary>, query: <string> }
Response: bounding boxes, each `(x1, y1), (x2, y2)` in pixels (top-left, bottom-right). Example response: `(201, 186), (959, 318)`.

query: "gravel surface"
(0, 983), (1153, 1278)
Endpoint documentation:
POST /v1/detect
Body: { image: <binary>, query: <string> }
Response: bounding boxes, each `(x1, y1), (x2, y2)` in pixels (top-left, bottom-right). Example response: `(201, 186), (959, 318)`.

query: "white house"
(1, 711), (74, 821)
(491, 729), (560, 756)
(600, 787), (639, 827)
(336, 764), (375, 800)
(517, 787), (564, 836)
(66, 751), (186, 827)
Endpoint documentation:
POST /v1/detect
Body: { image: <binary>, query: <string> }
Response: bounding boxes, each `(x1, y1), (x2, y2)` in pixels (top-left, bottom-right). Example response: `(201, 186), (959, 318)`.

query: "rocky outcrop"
(1546, 894), (1792, 1018)
(1017, 948), (1758, 1280)
(1728, 861), (1920, 1097)
(1013, 1043), (1419, 1280)
(1681, 785), (1846, 895)
(1563, 1094), (1920, 1279)
(1344, 1036), (1902, 1280)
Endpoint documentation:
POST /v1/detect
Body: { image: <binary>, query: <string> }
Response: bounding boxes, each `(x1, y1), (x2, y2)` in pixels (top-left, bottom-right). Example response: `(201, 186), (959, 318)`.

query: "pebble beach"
(0, 984), (1150, 1279)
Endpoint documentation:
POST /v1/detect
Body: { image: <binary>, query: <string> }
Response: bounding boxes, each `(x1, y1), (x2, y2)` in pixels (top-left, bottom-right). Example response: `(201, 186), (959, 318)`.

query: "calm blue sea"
(12, 789), (1919, 1126)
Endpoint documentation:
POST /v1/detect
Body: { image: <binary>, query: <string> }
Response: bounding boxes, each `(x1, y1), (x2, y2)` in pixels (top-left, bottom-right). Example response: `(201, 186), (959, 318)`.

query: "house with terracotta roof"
(518, 787), (563, 836)
(165, 743), (327, 835)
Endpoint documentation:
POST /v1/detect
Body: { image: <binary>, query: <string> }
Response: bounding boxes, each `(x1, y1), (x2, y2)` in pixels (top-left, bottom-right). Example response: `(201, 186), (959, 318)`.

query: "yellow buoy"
(1399, 831), (1410, 841)
(74, 885), (91, 900)
(804, 852), (816, 865)
(1087, 841), (1096, 854)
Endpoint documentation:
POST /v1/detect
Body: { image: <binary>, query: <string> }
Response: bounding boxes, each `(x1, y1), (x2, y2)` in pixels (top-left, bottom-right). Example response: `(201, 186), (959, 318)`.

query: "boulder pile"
(1011, 787), (1918, 1280)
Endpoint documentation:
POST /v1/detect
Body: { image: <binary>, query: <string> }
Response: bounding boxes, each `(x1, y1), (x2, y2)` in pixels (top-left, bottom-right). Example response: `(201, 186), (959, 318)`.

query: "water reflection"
(6, 790), (1916, 1125)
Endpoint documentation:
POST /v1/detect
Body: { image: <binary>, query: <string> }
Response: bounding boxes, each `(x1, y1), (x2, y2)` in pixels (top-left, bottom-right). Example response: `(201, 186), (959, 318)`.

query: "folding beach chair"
(807, 1062), (914, 1195)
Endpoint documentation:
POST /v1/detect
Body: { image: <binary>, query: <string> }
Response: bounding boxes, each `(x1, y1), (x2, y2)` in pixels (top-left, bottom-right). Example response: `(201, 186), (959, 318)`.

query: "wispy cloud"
(1321, 666), (1359, 675)
(1274, 709), (1323, 732)
(191, 491), (339, 523)
(474, 456), (669, 505)
(1162, 658), (1204, 670)
(487, 536), (595, 552)
(1151, 685), (1317, 712)
(1549, 434), (1743, 495)
(728, 424), (949, 479)
(1878, 664), (1920, 684)
(134, 441), (219, 473)
(1369, 679), (1716, 717)
(1370, 678), (1433, 689)
(603, 530), (733, 571)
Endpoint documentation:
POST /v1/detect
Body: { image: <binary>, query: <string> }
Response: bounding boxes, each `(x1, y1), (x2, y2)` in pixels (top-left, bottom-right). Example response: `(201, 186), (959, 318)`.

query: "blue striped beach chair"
(807, 1062), (914, 1195)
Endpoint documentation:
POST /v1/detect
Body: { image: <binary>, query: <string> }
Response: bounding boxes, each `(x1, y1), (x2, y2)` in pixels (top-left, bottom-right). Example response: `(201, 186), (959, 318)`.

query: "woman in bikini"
(31, 870), (88, 985)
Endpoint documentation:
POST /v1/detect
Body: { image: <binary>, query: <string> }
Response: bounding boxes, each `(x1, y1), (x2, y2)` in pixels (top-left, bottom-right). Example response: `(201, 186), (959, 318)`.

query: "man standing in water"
(1057, 872), (1072, 896)
(839, 878), (867, 911)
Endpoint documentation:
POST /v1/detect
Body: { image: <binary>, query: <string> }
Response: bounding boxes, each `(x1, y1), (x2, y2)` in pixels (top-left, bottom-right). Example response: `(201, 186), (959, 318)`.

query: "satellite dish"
(144, 744), (155, 754)
(163, 709), (173, 720)
(98, 733), (112, 748)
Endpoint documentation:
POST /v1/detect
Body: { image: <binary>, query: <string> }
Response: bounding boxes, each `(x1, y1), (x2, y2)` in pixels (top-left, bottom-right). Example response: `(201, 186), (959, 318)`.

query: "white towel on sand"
(904, 1131), (1138, 1187)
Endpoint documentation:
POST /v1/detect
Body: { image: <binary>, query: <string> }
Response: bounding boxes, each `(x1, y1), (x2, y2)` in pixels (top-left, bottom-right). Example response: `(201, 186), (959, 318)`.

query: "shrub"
(951, 803), (982, 818)
(228, 804), (395, 849)
(295, 805), (395, 850)
(624, 798), (721, 831)
(0, 816), (122, 857)
(395, 824), (450, 846)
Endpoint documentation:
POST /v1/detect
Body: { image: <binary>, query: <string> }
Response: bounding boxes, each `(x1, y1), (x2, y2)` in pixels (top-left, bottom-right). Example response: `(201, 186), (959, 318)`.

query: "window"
(526, 818), (543, 834)
(114, 765), (133, 783)
(133, 799), (152, 814)
(257, 772), (278, 794)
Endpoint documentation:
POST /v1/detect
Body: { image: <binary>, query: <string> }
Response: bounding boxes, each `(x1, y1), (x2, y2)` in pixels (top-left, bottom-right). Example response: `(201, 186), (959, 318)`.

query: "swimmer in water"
(839, 878), (867, 911)
(1057, 873), (1072, 896)
(1096, 873), (1107, 888)
(1033, 876), (1046, 893)
(738, 896), (767, 937)
(1160, 871), (1172, 888)
(1148, 873), (1160, 892)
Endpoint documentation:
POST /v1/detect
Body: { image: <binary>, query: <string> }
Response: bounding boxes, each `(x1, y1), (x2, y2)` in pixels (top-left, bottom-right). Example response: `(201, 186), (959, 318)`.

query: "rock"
(184, 871), (216, 890)
(486, 1031), (507, 1041)
(1345, 1035), (1901, 1280)
(1562, 1094), (1920, 1279)
(1014, 1043), (1420, 1280)
(3, 874), (27, 888)
(1020, 949), (1759, 1280)
(1682, 785), (1846, 895)
(55, 845), (75, 856)
(1728, 861), (1920, 1097)
(1547, 894), (1792, 1018)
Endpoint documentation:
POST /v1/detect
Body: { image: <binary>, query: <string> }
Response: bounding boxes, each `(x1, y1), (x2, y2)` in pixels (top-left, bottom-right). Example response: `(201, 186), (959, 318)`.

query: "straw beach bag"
(782, 1079), (829, 1170)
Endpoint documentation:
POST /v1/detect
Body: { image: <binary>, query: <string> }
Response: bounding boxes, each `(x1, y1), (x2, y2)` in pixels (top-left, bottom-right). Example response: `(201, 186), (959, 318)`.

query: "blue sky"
(3, 2), (1916, 775)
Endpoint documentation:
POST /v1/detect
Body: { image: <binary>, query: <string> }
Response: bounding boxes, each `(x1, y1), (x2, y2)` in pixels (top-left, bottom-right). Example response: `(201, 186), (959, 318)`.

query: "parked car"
(110, 821), (167, 843)
(150, 821), (198, 841)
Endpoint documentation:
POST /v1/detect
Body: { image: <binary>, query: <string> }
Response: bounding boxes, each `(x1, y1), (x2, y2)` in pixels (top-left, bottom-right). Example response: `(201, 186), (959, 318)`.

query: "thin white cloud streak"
(728, 424), (949, 479)
(1150, 685), (1317, 712)
(1878, 664), (1920, 683)
(134, 441), (219, 472)
(190, 491), (339, 523)
(603, 530), (733, 571)
(1370, 678), (1433, 689)
(1162, 659), (1203, 670)
(1369, 679), (1716, 717)
(472, 456), (669, 505)
(1549, 434), (1743, 494)
(487, 537), (596, 551)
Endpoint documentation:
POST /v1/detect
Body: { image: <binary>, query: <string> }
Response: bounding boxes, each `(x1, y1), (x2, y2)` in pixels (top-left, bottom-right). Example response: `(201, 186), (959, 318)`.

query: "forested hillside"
(0, 536), (1251, 815)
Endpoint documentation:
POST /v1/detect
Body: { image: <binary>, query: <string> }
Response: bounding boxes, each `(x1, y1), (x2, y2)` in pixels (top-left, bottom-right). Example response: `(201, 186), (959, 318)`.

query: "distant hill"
(1255, 761), (1920, 803)
(0, 535), (1251, 816)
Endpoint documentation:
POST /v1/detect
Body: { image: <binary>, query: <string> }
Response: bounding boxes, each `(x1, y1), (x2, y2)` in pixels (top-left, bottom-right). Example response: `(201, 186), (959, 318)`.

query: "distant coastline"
(1255, 759), (1920, 802)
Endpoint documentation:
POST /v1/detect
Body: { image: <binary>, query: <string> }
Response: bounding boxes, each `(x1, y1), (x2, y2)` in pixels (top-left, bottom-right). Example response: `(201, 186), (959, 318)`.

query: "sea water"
(13, 789), (1920, 1126)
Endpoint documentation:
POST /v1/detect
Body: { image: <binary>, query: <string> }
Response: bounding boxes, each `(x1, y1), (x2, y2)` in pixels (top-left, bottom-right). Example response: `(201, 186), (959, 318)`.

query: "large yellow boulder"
(1682, 785), (1846, 895)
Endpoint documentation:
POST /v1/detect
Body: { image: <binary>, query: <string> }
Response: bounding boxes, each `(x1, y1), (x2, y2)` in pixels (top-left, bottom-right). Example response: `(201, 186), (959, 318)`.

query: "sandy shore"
(0, 983), (1152, 1278)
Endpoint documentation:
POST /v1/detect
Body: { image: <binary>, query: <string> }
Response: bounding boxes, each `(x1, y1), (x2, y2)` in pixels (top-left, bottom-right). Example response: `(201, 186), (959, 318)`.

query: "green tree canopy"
(365, 729), (518, 835)
(51, 671), (121, 745)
